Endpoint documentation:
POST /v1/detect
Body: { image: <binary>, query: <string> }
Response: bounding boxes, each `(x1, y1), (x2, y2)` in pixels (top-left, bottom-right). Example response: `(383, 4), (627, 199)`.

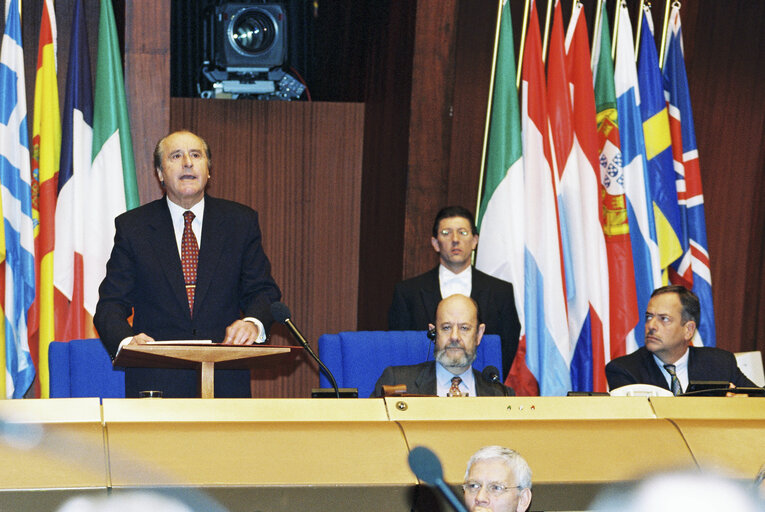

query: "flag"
(592, 0), (638, 362)
(0, 0), (36, 398)
(30, 0), (61, 398)
(663, 4), (715, 346)
(84, 0), (139, 318)
(475, 0), (525, 385)
(637, 7), (683, 281)
(614, 2), (660, 350)
(521, 0), (569, 396)
(563, 2), (610, 392)
(54, 0), (96, 344)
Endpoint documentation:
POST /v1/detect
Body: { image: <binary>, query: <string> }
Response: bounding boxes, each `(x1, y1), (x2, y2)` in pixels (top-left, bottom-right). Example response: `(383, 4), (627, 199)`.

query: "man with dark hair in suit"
(388, 206), (520, 380)
(94, 130), (282, 397)
(606, 285), (757, 394)
(373, 294), (512, 397)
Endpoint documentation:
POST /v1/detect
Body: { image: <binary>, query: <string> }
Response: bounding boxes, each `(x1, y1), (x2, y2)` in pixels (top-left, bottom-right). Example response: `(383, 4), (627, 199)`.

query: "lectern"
(114, 343), (298, 398)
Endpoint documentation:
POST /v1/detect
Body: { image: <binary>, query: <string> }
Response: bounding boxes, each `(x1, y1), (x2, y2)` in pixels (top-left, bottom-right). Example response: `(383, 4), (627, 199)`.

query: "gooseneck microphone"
(481, 365), (510, 396)
(270, 302), (341, 398)
(408, 446), (469, 512)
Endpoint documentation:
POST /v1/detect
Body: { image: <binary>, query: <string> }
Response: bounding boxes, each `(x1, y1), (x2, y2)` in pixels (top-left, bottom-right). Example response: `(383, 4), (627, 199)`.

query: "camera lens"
(230, 9), (276, 54)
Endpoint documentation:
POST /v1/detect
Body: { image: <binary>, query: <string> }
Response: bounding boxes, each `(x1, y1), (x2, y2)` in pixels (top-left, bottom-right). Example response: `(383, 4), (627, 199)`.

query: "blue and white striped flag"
(0, 0), (37, 398)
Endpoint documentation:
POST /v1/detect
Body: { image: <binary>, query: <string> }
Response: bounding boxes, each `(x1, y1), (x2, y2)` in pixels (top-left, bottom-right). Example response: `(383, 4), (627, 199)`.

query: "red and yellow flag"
(30, 0), (61, 398)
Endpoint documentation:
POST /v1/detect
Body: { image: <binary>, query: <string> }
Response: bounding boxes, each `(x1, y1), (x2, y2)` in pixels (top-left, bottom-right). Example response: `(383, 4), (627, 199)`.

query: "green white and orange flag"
(30, 0), (61, 397)
(84, 0), (139, 317)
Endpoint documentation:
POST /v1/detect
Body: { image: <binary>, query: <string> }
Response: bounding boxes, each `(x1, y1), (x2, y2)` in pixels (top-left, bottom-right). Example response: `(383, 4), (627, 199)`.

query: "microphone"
(482, 365), (509, 396)
(270, 302), (341, 398)
(408, 446), (469, 512)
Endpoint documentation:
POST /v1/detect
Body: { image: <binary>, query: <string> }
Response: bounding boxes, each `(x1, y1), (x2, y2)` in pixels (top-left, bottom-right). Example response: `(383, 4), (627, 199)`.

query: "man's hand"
(129, 333), (155, 345)
(726, 382), (748, 397)
(223, 319), (260, 345)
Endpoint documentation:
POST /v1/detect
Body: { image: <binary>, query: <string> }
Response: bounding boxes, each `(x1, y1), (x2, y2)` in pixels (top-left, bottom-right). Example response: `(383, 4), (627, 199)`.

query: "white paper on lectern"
(147, 340), (214, 345)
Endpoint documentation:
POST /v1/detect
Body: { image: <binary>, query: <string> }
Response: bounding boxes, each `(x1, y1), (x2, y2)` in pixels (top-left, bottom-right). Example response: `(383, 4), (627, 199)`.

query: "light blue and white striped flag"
(0, 0), (37, 398)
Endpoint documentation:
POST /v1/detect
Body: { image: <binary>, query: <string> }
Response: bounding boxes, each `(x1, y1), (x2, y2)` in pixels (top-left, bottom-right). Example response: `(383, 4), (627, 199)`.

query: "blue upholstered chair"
(317, 331), (503, 398)
(49, 339), (126, 398)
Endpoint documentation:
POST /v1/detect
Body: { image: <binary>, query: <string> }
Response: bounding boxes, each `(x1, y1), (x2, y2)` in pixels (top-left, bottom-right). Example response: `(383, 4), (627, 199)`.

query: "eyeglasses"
(439, 228), (472, 238)
(462, 481), (521, 496)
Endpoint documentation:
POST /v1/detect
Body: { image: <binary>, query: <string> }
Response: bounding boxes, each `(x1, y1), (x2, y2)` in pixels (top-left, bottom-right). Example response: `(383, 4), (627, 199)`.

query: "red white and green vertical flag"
(475, 0), (525, 382)
(591, 0), (639, 362)
(564, 1), (610, 392)
(84, 0), (139, 317)
(30, 0), (61, 398)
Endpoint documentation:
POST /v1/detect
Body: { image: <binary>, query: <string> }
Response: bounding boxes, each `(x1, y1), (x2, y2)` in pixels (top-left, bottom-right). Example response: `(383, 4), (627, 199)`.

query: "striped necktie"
(663, 364), (682, 396)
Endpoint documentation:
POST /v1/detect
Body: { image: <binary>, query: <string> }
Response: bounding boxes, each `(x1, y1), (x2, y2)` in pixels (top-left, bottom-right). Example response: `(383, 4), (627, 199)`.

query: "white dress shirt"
(439, 265), (472, 299)
(436, 362), (477, 397)
(653, 348), (690, 393)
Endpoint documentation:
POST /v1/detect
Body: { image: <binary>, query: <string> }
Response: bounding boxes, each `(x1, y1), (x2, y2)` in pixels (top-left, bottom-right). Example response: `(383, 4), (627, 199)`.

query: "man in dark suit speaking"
(94, 130), (281, 397)
(606, 285), (757, 394)
(388, 206), (520, 380)
(373, 294), (513, 397)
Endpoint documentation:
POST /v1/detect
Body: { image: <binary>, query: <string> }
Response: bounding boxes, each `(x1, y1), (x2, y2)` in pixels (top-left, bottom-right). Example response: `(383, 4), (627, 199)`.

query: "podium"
(114, 343), (298, 398)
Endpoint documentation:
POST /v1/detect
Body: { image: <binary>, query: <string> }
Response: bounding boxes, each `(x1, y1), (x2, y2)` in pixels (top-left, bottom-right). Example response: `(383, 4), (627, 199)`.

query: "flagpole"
(475, 0), (506, 226)
(634, 0), (645, 61)
(541, 0), (553, 62)
(517, 0), (531, 87)
(592, 0), (604, 68)
(658, 0), (675, 69)
(611, 0), (622, 60)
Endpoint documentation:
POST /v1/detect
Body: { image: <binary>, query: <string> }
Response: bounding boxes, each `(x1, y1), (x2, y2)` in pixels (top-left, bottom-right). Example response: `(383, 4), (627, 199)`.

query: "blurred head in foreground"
(591, 469), (764, 512)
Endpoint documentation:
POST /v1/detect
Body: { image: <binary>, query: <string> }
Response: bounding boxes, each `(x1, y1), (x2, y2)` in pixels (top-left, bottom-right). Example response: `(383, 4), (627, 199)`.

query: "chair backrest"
(49, 339), (126, 398)
(608, 383), (674, 397)
(734, 351), (765, 387)
(317, 331), (503, 398)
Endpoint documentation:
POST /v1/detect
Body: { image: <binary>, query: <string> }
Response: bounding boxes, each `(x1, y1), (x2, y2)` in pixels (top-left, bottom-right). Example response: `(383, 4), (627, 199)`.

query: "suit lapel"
(414, 361), (437, 395)
(418, 268), (442, 324)
(470, 270), (491, 313)
(195, 198), (225, 311)
(640, 348), (671, 391)
(147, 200), (189, 315)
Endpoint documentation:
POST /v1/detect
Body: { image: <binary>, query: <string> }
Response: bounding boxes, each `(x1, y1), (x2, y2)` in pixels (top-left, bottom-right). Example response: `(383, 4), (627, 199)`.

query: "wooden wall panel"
(170, 99), (364, 397)
(125, 0), (170, 204)
(402, 0), (460, 280)
(356, 1), (417, 331)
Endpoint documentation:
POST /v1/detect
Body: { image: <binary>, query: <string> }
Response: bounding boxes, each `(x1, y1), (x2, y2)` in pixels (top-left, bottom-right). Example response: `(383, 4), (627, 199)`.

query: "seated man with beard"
(371, 294), (513, 397)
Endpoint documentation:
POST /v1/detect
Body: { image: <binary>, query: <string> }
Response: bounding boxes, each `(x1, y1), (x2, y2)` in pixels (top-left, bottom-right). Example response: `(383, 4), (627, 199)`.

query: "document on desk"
(146, 340), (214, 345)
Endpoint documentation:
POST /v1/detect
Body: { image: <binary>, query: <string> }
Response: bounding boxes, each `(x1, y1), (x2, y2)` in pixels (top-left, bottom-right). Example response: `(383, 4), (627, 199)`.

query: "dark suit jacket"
(388, 266), (520, 380)
(94, 195), (281, 397)
(371, 361), (513, 397)
(605, 346), (758, 392)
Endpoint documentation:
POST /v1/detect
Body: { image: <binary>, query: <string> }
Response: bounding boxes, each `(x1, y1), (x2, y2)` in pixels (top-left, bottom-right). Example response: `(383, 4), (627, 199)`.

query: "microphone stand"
(282, 318), (341, 399)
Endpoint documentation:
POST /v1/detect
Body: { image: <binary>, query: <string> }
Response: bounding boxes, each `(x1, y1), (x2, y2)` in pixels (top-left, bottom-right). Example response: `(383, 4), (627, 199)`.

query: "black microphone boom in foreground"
(269, 301), (343, 398)
(408, 446), (469, 512)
